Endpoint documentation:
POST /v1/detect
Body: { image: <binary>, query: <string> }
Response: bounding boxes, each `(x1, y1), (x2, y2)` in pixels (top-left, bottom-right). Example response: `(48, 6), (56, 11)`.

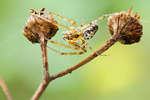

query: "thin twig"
(0, 76), (13, 100)
(31, 37), (50, 100)
(31, 32), (122, 100)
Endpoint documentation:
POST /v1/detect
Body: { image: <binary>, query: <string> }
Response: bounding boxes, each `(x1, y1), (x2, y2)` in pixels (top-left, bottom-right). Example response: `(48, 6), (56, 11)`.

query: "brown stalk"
(0, 76), (13, 100)
(31, 37), (50, 100)
(31, 32), (122, 100)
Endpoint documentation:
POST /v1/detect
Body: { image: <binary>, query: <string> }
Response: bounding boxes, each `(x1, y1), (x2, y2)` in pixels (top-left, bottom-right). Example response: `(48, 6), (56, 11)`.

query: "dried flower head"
(107, 7), (143, 44)
(22, 7), (59, 43)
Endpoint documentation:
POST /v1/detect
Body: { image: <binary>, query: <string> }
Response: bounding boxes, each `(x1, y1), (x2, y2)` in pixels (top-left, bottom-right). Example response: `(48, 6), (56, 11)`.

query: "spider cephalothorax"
(62, 31), (81, 42)
(62, 23), (99, 46)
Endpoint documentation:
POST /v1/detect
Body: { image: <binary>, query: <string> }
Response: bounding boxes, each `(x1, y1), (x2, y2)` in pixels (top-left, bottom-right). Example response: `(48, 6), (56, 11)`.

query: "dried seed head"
(107, 7), (143, 44)
(22, 8), (59, 43)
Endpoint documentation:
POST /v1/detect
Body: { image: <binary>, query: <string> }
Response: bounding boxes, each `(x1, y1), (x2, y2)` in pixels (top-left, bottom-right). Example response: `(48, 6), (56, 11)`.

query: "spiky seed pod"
(107, 7), (143, 44)
(23, 8), (59, 43)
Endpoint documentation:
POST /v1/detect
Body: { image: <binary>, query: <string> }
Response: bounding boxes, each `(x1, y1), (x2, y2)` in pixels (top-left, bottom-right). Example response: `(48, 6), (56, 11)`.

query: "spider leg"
(46, 38), (84, 50)
(81, 17), (85, 26)
(41, 11), (76, 28)
(82, 14), (112, 29)
(33, 14), (82, 35)
(81, 39), (98, 54)
(68, 40), (84, 48)
(81, 39), (108, 56)
(46, 45), (87, 55)
(77, 17), (85, 29)
(47, 39), (87, 55)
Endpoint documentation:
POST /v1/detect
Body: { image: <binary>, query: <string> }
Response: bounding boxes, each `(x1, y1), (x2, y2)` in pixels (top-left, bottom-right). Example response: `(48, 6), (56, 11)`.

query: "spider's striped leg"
(82, 40), (109, 56)
(42, 11), (76, 28)
(47, 40), (87, 55)
(47, 45), (86, 55)
(46, 37), (84, 50)
(81, 39), (98, 55)
(68, 40), (86, 49)
(82, 14), (112, 29)
(77, 17), (85, 29)
(33, 14), (81, 35)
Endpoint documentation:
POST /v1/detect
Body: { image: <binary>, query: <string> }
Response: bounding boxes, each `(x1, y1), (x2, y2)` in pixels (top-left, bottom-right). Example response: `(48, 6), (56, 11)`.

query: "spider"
(30, 8), (112, 55)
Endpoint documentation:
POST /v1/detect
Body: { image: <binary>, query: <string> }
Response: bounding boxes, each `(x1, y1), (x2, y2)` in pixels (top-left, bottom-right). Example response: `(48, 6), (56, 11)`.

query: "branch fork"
(25, 7), (142, 100)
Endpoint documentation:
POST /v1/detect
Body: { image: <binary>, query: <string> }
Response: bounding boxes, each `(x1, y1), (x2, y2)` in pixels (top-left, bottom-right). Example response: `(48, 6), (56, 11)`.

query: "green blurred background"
(0, 0), (149, 100)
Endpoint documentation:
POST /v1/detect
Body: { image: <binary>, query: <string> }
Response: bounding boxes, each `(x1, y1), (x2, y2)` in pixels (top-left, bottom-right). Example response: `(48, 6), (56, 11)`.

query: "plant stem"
(31, 37), (50, 100)
(31, 33), (122, 100)
(0, 76), (13, 100)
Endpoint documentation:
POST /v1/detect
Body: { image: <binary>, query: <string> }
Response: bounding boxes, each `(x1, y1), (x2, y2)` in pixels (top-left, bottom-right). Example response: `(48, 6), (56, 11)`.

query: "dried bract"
(107, 7), (143, 44)
(22, 8), (59, 43)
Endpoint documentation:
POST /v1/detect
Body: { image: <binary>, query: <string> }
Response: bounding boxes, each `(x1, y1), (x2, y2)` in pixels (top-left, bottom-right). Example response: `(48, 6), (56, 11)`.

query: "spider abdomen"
(82, 23), (98, 40)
